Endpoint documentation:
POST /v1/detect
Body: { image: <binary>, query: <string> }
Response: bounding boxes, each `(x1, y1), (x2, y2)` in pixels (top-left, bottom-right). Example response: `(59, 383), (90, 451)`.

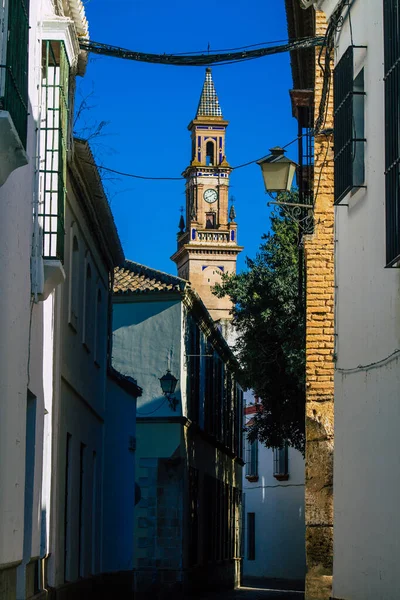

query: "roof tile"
(114, 260), (187, 295)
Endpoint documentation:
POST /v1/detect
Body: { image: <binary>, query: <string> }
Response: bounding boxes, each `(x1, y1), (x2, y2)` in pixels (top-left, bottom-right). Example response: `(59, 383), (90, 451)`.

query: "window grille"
(273, 445), (288, 479)
(384, 0), (400, 266)
(187, 319), (200, 422)
(39, 40), (69, 262)
(245, 438), (258, 478)
(334, 46), (366, 204)
(203, 476), (241, 562)
(0, 0), (29, 148)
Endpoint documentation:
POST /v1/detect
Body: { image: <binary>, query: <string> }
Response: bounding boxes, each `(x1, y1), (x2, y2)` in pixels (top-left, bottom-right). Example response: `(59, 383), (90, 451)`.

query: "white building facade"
(308, 1), (400, 598)
(0, 2), (142, 597)
(242, 395), (306, 584)
(0, 0), (88, 597)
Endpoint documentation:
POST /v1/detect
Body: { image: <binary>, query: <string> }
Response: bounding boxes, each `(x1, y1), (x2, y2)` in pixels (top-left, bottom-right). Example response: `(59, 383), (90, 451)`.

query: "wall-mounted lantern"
(159, 369), (178, 411)
(257, 147), (298, 193)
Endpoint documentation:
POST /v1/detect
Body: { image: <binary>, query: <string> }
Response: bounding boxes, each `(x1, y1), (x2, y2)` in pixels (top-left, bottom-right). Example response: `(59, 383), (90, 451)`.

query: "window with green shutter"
(273, 444), (289, 480)
(383, 0), (400, 267)
(333, 46), (366, 204)
(245, 437), (258, 479)
(0, 0), (30, 148)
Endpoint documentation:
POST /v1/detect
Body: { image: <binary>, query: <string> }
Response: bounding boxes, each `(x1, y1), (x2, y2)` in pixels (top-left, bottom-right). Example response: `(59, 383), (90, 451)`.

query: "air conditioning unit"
(299, 0), (315, 8)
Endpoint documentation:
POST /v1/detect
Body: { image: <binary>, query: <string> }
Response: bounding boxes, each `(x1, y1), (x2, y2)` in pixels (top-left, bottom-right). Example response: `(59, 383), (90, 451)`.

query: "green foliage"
(214, 196), (305, 453)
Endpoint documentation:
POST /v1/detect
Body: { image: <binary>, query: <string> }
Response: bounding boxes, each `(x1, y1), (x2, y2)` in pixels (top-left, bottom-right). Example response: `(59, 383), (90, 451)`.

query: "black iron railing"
(39, 40), (69, 262)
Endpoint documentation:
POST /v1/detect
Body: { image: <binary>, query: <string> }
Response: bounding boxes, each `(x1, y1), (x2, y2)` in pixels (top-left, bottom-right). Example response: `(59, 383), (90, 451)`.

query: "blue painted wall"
(102, 377), (137, 572)
(112, 298), (183, 417)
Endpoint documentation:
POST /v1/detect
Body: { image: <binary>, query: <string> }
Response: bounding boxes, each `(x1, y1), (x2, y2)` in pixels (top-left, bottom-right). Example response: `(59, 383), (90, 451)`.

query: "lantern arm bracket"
(267, 200), (313, 209)
(267, 200), (314, 237)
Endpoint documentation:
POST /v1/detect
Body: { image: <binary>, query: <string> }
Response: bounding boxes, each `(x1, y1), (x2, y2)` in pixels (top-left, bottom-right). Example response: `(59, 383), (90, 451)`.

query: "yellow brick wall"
(304, 9), (335, 600)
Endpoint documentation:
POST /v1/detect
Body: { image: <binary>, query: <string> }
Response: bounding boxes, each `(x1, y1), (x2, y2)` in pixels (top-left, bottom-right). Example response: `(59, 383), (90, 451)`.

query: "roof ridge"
(196, 67), (223, 118)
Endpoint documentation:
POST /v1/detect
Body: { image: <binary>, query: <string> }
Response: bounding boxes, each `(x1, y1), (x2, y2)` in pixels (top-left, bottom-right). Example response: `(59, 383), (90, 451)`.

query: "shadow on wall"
(304, 410), (334, 593)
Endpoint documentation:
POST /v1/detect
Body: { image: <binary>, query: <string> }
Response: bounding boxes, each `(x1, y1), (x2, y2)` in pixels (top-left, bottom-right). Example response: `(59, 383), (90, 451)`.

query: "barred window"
(384, 0), (400, 266)
(273, 445), (289, 480)
(334, 46), (366, 204)
(245, 437), (258, 479)
(0, 0), (29, 148)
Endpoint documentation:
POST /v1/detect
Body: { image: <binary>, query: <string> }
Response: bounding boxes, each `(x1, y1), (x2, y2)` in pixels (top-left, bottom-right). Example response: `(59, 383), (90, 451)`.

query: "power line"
(79, 36), (326, 67)
(82, 132), (308, 181)
(85, 160), (183, 181)
(336, 348), (400, 375)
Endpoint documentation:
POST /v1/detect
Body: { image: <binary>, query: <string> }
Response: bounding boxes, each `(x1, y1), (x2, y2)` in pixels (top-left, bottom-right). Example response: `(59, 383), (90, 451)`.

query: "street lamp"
(159, 369), (178, 411)
(257, 147), (298, 193)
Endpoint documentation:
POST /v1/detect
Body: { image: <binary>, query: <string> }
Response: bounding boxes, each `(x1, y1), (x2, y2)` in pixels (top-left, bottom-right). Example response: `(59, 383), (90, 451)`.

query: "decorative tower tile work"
(171, 68), (243, 322)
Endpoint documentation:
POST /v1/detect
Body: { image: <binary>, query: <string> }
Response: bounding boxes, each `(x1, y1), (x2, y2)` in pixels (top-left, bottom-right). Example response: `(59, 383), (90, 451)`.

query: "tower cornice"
(188, 116), (230, 131)
(182, 163), (232, 178)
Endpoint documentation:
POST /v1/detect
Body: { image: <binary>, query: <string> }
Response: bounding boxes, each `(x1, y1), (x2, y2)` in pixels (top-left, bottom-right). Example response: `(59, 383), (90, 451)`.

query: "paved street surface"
(198, 578), (305, 600)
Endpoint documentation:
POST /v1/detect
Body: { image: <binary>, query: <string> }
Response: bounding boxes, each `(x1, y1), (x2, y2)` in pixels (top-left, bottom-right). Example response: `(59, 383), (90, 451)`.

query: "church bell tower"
(171, 68), (243, 322)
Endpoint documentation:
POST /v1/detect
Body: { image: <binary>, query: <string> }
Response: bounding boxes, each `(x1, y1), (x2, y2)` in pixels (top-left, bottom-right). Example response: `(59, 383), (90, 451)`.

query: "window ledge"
(0, 111), (28, 186)
(245, 475), (259, 482)
(39, 259), (66, 301)
(274, 474), (289, 481)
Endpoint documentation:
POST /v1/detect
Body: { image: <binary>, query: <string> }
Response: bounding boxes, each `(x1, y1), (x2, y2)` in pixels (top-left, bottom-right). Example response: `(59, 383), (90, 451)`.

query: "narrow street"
(198, 579), (305, 600)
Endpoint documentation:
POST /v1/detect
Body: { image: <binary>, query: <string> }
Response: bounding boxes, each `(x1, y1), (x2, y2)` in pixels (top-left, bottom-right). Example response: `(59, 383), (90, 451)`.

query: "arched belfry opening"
(206, 141), (215, 166)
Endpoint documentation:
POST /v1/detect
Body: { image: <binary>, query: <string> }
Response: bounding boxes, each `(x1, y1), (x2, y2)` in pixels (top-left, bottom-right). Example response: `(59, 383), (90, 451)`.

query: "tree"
(214, 197), (305, 453)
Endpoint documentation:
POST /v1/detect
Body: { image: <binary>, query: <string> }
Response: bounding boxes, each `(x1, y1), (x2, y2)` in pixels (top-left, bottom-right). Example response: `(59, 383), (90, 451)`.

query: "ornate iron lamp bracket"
(267, 199), (314, 237)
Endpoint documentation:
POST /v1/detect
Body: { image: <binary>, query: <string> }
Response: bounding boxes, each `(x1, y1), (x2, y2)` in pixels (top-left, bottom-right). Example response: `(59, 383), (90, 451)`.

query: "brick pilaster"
(304, 10), (335, 600)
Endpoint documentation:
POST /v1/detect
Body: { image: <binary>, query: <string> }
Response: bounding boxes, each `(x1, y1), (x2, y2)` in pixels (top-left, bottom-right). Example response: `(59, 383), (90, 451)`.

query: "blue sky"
(75, 0), (297, 274)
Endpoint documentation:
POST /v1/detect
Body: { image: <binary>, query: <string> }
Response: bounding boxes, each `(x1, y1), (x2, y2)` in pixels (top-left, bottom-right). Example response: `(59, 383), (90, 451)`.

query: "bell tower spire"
(171, 68), (243, 322)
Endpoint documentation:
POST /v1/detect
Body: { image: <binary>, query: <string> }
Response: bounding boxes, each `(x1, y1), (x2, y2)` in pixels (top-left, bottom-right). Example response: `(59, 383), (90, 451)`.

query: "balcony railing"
(197, 230), (229, 243)
(38, 40), (69, 262)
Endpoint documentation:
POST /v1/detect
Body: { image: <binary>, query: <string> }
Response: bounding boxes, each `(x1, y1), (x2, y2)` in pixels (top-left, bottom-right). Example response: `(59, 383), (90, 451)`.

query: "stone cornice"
(41, 18), (80, 68)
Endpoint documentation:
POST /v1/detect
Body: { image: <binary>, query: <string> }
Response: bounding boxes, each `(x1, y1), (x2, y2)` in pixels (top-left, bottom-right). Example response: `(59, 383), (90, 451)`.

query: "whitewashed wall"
(243, 400), (306, 581)
(0, 0), (50, 576)
(46, 173), (110, 588)
(318, 1), (400, 598)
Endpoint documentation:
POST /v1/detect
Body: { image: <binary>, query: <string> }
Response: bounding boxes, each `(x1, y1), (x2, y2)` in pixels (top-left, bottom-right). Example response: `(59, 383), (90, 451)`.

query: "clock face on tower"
(203, 188), (218, 204)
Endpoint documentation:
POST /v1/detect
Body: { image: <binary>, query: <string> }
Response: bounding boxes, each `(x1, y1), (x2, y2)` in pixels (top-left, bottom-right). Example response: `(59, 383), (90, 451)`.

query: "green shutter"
(1, 0), (29, 147)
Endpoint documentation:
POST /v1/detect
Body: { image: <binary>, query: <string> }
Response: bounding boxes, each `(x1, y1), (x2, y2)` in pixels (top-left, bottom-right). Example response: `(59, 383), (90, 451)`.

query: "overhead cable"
(78, 36), (326, 67)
